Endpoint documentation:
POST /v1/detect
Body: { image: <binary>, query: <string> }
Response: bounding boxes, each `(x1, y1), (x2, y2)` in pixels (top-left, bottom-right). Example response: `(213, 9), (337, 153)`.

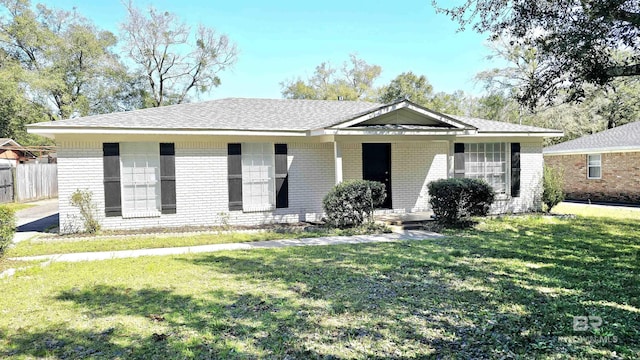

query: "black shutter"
(228, 144), (243, 211)
(454, 143), (465, 178)
(103, 143), (121, 217)
(511, 143), (521, 197)
(160, 143), (177, 214)
(275, 144), (288, 208)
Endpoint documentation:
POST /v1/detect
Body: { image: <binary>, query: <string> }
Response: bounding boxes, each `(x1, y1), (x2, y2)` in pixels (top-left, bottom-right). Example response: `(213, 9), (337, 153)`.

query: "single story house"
(28, 98), (562, 232)
(0, 138), (36, 167)
(544, 121), (640, 204)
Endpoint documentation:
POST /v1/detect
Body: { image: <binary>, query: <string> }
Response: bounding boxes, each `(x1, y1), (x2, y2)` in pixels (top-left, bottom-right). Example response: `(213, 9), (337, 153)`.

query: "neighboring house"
(544, 121), (640, 204)
(28, 98), (562, 231)
(0, 138), (35, 167)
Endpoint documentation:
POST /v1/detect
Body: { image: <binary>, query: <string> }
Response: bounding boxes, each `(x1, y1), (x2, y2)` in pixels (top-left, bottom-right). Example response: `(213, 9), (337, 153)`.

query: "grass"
(6, 224), (390, 258)
(552, 202), (640, 220)
(0, 202), (36, 212)
(0, 215), (639, 358)
(0, 258), (44, 274)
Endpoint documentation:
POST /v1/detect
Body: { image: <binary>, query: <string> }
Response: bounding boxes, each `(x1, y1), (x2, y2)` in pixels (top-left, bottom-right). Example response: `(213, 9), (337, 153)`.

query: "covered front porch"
(315, 101), (476, 214)
(331, 140), (451, 213)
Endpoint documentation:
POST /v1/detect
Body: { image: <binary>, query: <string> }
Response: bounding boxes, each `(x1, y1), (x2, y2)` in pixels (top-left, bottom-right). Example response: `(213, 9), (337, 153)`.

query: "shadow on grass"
(1, 216), (638, 358)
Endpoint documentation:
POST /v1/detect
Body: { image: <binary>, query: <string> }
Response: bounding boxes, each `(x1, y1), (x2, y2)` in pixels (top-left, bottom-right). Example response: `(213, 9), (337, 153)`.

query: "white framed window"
(242, 143), (275, 212)
(464, 143), (508, 194)
(587, 154), (602, 179)
(120, 142), (161, 218)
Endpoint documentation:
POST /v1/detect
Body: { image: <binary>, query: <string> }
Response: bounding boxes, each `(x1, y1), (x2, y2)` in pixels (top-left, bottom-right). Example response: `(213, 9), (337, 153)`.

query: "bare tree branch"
(120, 2), (237, 106)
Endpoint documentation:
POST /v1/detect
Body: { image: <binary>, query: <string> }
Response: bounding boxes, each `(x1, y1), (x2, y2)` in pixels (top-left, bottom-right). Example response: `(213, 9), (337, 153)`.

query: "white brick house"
(28, 98), (562, 232)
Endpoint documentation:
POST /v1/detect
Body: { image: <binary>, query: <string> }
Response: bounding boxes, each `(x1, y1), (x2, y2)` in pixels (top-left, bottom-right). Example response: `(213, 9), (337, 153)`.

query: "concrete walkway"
(11, 230), (443, 263)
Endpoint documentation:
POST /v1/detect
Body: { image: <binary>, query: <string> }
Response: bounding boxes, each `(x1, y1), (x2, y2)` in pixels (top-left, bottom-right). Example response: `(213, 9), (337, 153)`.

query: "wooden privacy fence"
(14, 163), (58, 202)
(0, 165), (13, 203)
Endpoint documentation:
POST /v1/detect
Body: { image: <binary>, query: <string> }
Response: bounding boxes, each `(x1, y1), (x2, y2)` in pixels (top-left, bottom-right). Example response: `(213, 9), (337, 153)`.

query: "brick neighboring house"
(544, 121), (640, 204)
(28, 98), (562, 232)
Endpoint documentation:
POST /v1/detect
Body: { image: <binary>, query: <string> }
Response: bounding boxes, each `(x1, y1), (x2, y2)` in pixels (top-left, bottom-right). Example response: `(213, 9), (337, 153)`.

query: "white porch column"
(334, 141), (343, 184)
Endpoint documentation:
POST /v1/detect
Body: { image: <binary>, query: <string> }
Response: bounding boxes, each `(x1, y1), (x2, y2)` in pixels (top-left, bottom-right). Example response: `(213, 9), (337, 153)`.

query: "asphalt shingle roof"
(28, 98), (560, 134)
(544, 121), (640, 154)
(30, 98), (382, 131)
(447, 115), (558, 133)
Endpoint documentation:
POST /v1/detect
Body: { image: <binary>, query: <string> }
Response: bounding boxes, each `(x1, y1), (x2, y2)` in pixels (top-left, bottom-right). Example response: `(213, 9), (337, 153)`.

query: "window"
(242, 143), (275, 212)
(464, 143), (507, 193)
(120, 142), (161, 217)
(587, 154), (602, 179)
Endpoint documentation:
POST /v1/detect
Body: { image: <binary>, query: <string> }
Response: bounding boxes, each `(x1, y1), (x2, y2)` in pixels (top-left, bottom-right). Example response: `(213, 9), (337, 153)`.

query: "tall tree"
(475, 38), (549, 111)
(0, 0), (128, 120)
(428, 90), (471, 116)
(281, 54), (382, 101)
(378, 71), (434, 105)
(378, 71), (474, 115)
(0, 50), (48, 144)
(433, 0), (640, 107)
(121, 2), (238, 107)
(596, 77), (640, 129)
(471, 92), (521, 123)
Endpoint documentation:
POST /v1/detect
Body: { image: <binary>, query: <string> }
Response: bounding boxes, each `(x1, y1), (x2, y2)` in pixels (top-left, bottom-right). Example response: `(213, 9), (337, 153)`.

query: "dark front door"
(362, 143), (392, 209)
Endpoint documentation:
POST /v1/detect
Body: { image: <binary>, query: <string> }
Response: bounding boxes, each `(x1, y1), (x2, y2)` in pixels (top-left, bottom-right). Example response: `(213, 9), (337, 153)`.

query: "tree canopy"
(121, 1), (238, 107)
(378, 71), (434, 105)
(0, 0), (127, 120)
(433, 0), (640, 107)
(281, 54), (382, 101)
(0, 0), (238, 144)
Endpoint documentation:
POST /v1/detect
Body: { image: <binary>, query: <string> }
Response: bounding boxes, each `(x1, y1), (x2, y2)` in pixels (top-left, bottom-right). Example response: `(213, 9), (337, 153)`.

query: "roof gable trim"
(327, 100), (476, 130)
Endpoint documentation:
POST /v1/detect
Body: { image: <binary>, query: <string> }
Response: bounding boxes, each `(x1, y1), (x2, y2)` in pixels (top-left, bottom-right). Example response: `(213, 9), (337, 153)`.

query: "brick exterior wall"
(545, 151), (640, 203)
(491, 141), (544, 213)
(57, 139), (545, 232)
(57, 141), (335, 232)
(341, 142), (449, 212)
(391, 142), (449, 211)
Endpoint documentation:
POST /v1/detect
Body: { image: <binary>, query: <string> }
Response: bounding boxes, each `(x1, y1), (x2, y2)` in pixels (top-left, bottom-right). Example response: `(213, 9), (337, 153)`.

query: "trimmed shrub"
(542, 165), (565, 212)
(70, 189), (101, 234)
(322, 180), (386, 228)
(427, 178), (495, 226)
(0, 205), (16, 256)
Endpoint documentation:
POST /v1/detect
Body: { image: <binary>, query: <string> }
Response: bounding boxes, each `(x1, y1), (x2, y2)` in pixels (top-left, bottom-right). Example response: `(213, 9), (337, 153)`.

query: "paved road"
(13, 198), (59, 242)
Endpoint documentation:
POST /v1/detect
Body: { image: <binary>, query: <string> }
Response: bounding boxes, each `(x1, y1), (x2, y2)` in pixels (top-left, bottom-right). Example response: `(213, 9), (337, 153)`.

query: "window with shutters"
(120, 142), (161, 217)
(464, 143), (508, 194)
(242, 143), (275, 212)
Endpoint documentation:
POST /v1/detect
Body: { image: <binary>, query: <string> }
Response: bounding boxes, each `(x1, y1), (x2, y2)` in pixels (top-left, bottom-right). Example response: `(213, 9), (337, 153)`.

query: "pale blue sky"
(43, 0), (495, 100)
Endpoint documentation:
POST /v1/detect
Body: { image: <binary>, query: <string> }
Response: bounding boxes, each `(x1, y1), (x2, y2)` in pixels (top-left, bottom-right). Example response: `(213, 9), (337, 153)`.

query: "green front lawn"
(553, 202), (640, 220)
(0, 215), (638, 358)
(0, 258), (44, 274)
(7, 225), (387, 258)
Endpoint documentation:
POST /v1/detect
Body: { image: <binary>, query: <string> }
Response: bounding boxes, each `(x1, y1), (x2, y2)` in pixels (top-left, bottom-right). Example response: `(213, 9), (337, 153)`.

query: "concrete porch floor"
(375, 212), (434, 230)
(376, 211), (434, 223)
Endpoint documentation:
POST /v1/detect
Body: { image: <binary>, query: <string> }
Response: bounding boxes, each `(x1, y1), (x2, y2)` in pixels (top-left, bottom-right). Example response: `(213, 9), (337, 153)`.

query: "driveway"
(13, 198), (59, 242)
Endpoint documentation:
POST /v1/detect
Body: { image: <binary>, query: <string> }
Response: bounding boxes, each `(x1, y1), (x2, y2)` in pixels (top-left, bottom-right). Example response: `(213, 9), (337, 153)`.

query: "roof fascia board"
(27, 127), (308, 137)
(457, 131), (564, 138)
(544, 147), (640, 155)
(0, 139), (20, 147)
(314, 128), (477, 136)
